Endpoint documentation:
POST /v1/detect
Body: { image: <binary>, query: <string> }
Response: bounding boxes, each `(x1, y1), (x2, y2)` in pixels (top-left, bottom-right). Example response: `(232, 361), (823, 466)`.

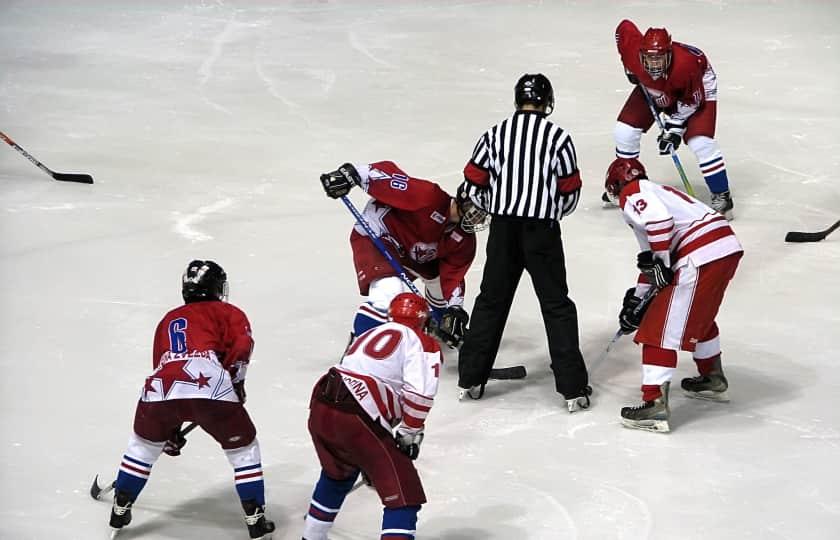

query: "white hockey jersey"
(620, 180), (742, 272)
(335, 322), (441, 435)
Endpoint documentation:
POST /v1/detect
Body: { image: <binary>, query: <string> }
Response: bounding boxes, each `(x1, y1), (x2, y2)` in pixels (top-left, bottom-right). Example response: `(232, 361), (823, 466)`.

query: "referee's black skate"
(243, 500), (275, 539)
(621, 382), (670, 433)
(108, 489), (134, 537)
(565, 385), (592, 413)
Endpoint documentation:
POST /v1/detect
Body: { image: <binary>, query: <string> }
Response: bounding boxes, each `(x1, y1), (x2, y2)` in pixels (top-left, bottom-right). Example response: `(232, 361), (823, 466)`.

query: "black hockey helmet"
(182, 260), (228, 303)
(515, 73), (554, 114)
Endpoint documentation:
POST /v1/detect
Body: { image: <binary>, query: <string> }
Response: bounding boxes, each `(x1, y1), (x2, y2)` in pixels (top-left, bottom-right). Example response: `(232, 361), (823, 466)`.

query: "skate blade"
(621, 418), (670, 433)
(683, 389), (729, 402)
(109, 529), (121, 539)
(566, 399), (590, 413)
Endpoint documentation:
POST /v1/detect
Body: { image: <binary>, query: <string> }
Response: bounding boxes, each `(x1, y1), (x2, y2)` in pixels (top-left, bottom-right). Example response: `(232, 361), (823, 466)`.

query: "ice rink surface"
(1, 1), (839, 538)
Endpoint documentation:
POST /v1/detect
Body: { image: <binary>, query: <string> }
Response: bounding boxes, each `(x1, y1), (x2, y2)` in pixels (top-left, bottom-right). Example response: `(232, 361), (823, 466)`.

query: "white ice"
(1, 1), (839, 539)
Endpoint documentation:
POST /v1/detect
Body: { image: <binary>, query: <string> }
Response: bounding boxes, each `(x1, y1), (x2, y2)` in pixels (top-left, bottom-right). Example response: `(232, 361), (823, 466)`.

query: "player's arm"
(224, 306), (255, 384)
(395, 335), (441, 458)
(615, 19), (644, 79)
(356, 161), (448, 211)
(622, 189), (675, 288)
(152, 319), (167, 369)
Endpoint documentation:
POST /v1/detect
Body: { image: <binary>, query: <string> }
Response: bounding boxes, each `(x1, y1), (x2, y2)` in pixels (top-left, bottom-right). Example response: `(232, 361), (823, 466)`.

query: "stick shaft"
(637, 87), (696, 196)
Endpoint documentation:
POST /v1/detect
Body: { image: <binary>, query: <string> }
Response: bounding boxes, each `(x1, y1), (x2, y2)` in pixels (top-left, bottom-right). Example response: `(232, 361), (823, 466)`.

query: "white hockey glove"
(396, 429), (424, 460)
(657, 119), (686, 155)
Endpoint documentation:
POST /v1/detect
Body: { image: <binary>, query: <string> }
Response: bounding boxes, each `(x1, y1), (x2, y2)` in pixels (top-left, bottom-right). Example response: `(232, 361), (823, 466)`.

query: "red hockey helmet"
(388, 293), (431, 330)
(639, 27), (672, 80)
(604, 158), (647, 199)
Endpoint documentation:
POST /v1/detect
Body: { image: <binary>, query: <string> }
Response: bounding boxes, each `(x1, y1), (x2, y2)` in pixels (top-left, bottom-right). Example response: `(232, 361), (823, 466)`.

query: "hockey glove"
(233, 380), (246, 404)
(619, 287), (648, 334)
(320, 163), (361, 199)
(435, 306), (469, 348)
(637, 251), (673, 288)
(396, 429), (424, 460)
(163, 427), (188, 457)
(625, 69), (640, 85)
(657, 120), (685, 155)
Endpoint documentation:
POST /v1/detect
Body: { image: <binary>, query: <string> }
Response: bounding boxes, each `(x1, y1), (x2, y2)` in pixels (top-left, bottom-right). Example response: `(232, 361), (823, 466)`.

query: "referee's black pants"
(458, 215), (588, 398)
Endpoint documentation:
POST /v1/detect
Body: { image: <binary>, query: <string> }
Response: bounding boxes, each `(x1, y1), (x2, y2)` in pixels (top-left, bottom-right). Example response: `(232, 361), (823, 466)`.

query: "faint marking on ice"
(58, 510), (72, 519)
(80, 298), (169, 308)
(173, 198), (235, 242)
(8, 203), (76, 211)
(347, 30), (395, 68)
(568, 421), (598, 438)
(599, 484), (653, 537)
(197, 13), (241, 115)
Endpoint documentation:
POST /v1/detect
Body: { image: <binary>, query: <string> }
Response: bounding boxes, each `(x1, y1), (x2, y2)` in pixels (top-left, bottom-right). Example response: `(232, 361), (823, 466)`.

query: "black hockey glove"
(637, 251), (673, 288)
(657, 120), (685, 155)
(396, 430), (424, 461)
(435, 306), (469, 348)
(320, 163), (361, 199)
(233, 380), (246, 404)
(163, 427), (188, 457)
(619, 287), (648, 334)
(625, 69), (640, 85)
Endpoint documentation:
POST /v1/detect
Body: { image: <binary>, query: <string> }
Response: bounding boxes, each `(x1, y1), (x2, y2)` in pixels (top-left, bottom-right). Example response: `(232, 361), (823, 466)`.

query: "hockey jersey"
(335, 322), (441, 435)
(616, 19), (716, 124)
(353, 160), (476, 306)
(620, 180), (742, 276)
(141, 300), (254, 403)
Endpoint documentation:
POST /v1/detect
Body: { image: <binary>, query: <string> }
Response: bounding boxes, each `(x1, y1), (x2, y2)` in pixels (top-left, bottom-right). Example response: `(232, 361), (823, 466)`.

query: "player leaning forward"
(302, 293), (441, 540)
(320, 160), (488, 347)
(608, 19), (734, 218)
(605, 159), (743, 433)
(106, 261), (274, 539)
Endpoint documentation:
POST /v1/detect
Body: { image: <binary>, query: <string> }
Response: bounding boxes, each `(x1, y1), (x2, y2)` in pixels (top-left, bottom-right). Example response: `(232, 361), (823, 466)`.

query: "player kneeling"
(302, 293), (441, 540)
(605, 159), (743, 433)
(106, 261), (274, 539)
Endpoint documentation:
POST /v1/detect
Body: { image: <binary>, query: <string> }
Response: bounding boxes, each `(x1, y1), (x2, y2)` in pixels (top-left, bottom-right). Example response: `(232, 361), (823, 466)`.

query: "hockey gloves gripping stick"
(636, 251), (673, 289)
(320, 163), (361, 199)
(0, 130), (94, 184)
(396, 430), (424, 461)
(785, 219), (840, 243)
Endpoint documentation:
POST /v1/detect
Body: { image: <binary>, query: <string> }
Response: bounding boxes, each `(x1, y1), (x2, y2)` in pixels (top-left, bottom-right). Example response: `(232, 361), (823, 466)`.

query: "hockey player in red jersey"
(607, 19), (735, 218)
(302, 293), (441, 540)
(107, 261), (274, 539)
(320, 160), (488, 348)
(605, 159), (743, 433)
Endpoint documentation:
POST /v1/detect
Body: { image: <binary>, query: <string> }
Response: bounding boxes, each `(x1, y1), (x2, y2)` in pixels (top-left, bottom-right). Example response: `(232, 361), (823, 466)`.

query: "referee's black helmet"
(514, 73), (554, 114)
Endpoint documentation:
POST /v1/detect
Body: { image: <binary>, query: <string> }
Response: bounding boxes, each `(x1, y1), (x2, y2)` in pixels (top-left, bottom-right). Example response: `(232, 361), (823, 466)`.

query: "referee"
(457, 73), (591, 412)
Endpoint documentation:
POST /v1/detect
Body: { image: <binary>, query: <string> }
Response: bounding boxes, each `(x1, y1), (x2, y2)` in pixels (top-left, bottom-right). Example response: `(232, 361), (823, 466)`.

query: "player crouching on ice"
(302, 293), (441, 540)
(319, 160), (489, 349)
(604, 159), (743, 433)
(107, 261), (274, 539)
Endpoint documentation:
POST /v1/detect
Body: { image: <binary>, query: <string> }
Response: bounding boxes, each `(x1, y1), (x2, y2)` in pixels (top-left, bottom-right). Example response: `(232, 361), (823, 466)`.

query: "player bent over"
(606, 19), (735, 219)
(302, 293), (441, 540)
(605, 159), (743, 432)
(107, 261), (274, 538)
(319, 160), (488, 349)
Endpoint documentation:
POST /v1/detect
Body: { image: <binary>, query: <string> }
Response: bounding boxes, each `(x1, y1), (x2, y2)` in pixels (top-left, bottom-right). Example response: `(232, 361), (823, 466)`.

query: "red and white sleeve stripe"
(644, 217), (674, 254)
(400, 389), (434, 431)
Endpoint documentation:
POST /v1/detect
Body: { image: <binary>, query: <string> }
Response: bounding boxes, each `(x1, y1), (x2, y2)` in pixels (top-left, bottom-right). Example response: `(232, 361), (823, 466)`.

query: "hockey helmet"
(455, 185), (490, 233)
(515, 73), (554, 114)
(182, 260), (229, 303)
(388, 293), (430, 330)
(639, 28), (672, 80)
(604, 158), (647, 199)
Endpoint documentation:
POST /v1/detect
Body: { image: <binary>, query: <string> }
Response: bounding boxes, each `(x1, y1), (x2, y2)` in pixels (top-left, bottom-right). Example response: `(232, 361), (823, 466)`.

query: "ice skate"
(621, 382), (670, 433)
(243, 500), (276, 539)
(710, 190), (734, 220)
(458, 383), (485, 400)
(681, 372), (729, 402)
(565, 385), (592, 413)
(108, 490), (133, 538)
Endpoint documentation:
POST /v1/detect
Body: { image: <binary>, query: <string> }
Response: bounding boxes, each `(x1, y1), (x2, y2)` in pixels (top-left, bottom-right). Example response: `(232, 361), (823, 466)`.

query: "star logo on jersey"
(196, 372), (212, 389)
(148, 359), (201, 398)
(143, 376), (157, 398)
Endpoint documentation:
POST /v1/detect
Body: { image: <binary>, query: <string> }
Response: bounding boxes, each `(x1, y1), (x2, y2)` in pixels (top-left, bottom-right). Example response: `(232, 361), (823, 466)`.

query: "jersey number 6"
(168, 318), (188, 354)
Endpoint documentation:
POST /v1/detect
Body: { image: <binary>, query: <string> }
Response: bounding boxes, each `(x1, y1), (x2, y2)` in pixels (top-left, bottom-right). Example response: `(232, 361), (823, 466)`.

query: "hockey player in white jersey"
(303, 292), (441, 540)
(605, 158), (743, 432)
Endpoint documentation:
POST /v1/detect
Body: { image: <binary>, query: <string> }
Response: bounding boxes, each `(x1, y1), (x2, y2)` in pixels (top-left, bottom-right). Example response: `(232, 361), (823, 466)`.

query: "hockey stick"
(340, 195), (526, 381)
(90, 422), (199, 501)
(784, 219), (840, 243)
(637, 86), (696, 197)
(593, 287), (658, 369)
(0, 130), (94, 184)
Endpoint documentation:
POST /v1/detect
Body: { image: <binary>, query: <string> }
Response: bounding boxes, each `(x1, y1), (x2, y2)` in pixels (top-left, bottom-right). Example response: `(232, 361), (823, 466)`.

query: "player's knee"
(224, 438), (261, 468)
(614, 122), (643, 157)
(686, 135), (720, 162)
(368, 276), (406, 311)
(127, 432), (166, 464)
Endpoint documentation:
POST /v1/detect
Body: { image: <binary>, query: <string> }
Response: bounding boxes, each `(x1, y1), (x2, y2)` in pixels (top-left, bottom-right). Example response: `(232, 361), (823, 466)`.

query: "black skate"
(601, 191), (618, 208)
(710, 190), (734, 220)
(108, 490), (133, 538)
(681, 373), (729, 402)
(243, 500), (275, 539)
(620, 382), (670, 433)
(565, 385), (593, 413)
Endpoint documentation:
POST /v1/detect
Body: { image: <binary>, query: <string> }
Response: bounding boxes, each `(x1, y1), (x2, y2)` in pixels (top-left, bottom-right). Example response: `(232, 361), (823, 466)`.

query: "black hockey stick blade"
(488, 365), (527, 380)
(52, 172), (94, 184)
(90, 474), (115, 501)
(785, 219), (840, 243)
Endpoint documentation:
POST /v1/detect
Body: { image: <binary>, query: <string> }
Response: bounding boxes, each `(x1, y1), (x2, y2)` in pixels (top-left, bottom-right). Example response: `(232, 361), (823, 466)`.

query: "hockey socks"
(641, 345), (677, 401)
(115, 433), (164, 501)
(225, 440), (266, 506)
(303, 470), (359, 539)
(382, 506), (420, 539)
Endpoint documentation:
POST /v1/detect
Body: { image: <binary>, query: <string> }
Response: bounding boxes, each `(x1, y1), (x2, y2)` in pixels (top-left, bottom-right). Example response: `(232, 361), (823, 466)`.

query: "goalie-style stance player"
(106, 261), (274, 539)
(320, 160), (489, 349)
(606, 19), (735, 218)
(302, 293), (441, 540)
(605, 159), (743, 433)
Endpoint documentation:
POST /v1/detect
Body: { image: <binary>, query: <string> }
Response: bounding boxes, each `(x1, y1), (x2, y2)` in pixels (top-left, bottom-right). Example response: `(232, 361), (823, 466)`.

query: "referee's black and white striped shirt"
(462, 110), (581, 221)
